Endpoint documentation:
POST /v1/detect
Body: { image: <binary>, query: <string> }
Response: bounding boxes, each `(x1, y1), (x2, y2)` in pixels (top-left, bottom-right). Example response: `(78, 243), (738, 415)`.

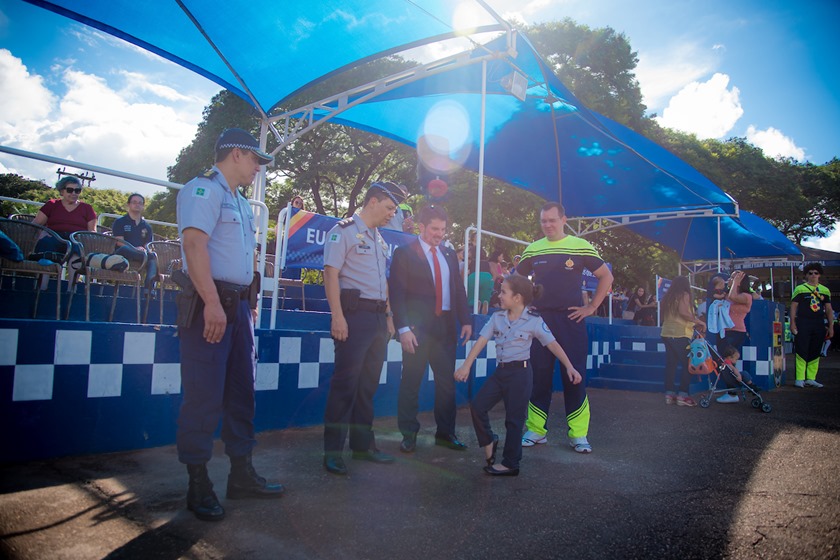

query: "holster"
(172, 269), (200, 329)
(248, 272), (260, 310)
(215, 286), (240, 324)
(172, 270), (247, 327)
(340, 288), (361, 313)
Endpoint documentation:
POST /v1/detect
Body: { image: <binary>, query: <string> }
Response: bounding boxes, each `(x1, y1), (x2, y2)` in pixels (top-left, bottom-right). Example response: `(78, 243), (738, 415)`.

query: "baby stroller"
(687, 332), (772, 413)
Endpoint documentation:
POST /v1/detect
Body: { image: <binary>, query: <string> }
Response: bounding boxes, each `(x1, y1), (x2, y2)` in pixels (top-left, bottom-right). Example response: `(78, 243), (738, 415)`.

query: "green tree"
(0, 174), (49, 217)
(521, 19), (647, 130)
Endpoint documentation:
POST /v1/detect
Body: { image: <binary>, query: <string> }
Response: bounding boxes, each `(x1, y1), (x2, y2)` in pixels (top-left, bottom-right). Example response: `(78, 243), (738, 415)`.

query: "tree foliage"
(521, 19), (647, 130)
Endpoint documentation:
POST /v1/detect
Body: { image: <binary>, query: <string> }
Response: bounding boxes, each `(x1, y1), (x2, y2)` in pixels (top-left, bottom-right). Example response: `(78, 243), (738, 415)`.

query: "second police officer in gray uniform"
(175, 128), (284, 521)
(322, 181), (406, 475)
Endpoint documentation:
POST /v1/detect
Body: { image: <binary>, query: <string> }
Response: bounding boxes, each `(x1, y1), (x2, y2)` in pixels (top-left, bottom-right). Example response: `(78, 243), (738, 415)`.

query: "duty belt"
(214, 279), (249, 300)
(356, 298), (388, 313)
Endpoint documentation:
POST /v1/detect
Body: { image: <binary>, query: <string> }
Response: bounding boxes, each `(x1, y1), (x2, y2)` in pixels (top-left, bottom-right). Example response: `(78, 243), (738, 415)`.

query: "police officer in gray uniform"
(176, 128), (284, 521)
(322, 181), (405, 475)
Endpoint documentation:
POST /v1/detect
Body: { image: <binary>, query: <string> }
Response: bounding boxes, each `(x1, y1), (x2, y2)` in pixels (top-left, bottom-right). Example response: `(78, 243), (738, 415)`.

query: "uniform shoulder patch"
(527, 308), (541, 317)
(338, 217), (354, 228)
(201, 169), (218, 179)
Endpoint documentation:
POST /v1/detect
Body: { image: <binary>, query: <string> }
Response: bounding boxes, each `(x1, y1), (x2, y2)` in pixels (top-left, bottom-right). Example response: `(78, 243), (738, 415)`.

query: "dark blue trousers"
(324, 309), (389, 455)
(470, 364), (533, 470)
(176, 299), (256, 464)
(397, 313), (458, 437)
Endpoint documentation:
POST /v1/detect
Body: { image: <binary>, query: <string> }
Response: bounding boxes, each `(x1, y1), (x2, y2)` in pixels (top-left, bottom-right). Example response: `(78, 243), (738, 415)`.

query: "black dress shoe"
(351, 449), (396, 463)
(323, 456), (348, 475)
(400, 434), (417, 453)
(486, 435), (499, 467)
(483, 465), (519, 476)
(434, 433), (468, 451)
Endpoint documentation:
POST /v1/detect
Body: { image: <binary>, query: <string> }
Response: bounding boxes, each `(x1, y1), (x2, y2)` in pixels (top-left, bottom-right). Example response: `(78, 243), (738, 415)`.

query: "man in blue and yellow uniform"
(516, 202), (613, 453)
(322, 181), (405, 475)
(790, 262), (834, 388)
(176, 128), (284, 522)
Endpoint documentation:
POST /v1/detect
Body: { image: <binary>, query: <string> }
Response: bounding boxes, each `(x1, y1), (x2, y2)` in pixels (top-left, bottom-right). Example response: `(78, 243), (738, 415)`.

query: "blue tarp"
(24, 0), (506, 113)
(315, 33), (738, 219)
(627, 210), (801, 261)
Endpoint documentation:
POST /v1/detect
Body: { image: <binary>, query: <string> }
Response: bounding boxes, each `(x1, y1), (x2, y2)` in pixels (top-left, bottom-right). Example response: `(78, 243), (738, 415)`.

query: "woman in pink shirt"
(722, 270), (752, 353)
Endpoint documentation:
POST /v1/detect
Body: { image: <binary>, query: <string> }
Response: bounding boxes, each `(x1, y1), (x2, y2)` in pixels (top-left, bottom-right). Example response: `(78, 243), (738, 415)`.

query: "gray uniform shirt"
(323, 214), (388, 301)
(176, 167), (256, 286)
(479, 310), (556, 362)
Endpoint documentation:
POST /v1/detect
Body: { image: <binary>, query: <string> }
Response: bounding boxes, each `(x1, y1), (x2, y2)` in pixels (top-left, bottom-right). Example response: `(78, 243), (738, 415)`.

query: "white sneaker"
(716, 393), (739, 404)
(569, 436), (592, 453)
(521, 430), (547, 447)
(804, 379), (824, 388)
(794, 380), (805, 388)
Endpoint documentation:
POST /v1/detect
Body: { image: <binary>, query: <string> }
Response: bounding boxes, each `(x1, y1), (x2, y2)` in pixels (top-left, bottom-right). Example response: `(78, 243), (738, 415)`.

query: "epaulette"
(199, 169), (218, 179)
(338, 217), (355, 228)
(527, 308), (541, 317)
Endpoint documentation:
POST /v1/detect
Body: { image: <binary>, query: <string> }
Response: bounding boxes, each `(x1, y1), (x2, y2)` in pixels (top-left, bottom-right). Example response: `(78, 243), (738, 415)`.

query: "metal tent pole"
(472, 60), (488, 314)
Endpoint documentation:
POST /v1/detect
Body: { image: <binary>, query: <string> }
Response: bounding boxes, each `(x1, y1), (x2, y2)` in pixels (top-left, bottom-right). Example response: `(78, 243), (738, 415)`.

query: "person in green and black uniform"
(790, 262), (834, 388)
(515, 202), (613, 453)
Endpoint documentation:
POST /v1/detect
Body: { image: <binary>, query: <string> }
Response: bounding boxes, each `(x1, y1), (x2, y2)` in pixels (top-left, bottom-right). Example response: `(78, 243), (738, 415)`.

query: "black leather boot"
(186, 464), (225, 521)
(227, 454), (285, 499)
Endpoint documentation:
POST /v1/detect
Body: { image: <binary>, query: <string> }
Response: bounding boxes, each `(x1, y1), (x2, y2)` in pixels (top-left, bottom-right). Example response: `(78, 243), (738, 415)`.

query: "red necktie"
(431, 246), (443, 316)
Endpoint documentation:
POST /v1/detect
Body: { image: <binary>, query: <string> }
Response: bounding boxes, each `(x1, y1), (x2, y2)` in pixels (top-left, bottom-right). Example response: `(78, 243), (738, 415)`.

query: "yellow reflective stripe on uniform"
(525, 402), (548, 435)
(566, 396), (590, 439)
(521, 235), (601, 260)
(805, 358), (820, 380)
(795, 354), (806, 381)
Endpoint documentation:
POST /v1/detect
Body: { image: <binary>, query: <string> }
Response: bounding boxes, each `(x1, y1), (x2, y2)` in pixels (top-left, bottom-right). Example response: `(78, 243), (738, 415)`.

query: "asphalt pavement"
(1, 354), (839, 559)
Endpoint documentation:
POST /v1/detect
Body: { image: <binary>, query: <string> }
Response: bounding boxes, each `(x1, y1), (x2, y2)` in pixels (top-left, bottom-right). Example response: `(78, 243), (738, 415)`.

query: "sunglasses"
(64, 187), (83, 194)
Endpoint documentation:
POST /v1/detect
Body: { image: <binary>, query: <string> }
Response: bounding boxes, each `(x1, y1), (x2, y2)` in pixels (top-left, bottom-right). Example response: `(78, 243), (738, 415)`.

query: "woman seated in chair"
(33, 176), (97, 238)
(32, 176), (96, 267)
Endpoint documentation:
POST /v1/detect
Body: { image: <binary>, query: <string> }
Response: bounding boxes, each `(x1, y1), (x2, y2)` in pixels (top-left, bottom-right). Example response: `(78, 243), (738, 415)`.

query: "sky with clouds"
(0, 0), (838, 250)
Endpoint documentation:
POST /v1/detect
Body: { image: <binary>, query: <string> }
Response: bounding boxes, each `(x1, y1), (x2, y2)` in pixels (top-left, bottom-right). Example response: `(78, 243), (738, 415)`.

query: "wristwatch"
(385, 311), (393, 318)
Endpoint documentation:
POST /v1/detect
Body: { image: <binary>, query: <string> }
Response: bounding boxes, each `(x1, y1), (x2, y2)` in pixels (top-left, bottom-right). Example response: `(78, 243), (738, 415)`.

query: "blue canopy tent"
(24, 0), (506, 114)
(626, 209), (801, 265)
(282, 32), (738, 222)
(24, 0), (739, 223)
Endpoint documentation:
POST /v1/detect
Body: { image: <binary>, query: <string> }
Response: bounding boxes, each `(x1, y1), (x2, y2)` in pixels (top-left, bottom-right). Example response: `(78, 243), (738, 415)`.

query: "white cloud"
(636, 43), (717, 111)
(0, 50), (210, 198)
(0, 49), (56, 125)
(745, 125), (806, 161)
(803, 227), (840, 254)
(499, 0), (554, 25)
(119, 70), (196, 102)
(654, 73), (743, 139)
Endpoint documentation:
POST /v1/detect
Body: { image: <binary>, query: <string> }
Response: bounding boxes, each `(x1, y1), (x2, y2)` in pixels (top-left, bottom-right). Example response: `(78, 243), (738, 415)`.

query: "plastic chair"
(9, 214), (36, 222)
(68, 231), (147, 322)
(0, 218), (71, 319)
(144, 240), (182, 324)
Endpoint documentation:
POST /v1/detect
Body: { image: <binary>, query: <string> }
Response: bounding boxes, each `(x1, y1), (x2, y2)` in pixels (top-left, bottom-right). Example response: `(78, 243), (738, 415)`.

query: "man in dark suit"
(389, 205), (473, 453)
